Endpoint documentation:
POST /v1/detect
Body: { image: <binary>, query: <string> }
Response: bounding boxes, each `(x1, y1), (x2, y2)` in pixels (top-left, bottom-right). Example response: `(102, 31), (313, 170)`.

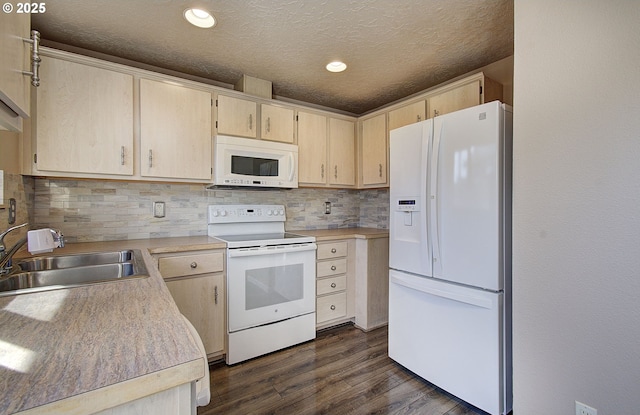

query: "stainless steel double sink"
(0, 249), (149, 297)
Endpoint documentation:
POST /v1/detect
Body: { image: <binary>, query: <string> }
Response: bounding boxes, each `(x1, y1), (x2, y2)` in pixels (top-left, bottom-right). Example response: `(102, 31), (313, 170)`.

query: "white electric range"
(208, 204), (317, 364)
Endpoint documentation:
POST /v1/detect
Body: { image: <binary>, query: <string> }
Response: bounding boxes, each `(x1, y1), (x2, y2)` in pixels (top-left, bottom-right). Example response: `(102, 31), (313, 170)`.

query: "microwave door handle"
(288, 153), (295, 182)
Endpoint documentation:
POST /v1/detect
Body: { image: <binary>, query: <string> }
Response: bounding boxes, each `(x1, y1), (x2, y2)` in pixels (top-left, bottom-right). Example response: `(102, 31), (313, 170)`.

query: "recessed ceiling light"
(184, 8), (216, 28)
(326, 61), (347, 73)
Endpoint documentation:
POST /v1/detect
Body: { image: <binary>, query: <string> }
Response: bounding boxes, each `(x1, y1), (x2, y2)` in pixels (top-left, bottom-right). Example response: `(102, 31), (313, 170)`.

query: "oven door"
(227, 243), (316, 332)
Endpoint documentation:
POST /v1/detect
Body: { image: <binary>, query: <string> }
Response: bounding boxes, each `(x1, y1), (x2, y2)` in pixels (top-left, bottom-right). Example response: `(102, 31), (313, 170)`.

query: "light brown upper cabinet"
(34, 55), (134, 176)
(297, 111), (327, 185)
(260, 103), (295, 143)
(297, 111), (356, 188)
(0, 11), (31, 131)
(328, 118), (356, 187)
(140, 78), (212, 181)
(216, 94), (257, 138)
(216, 94), (295, 143)
(387, 100), (426, 131)
(427, 74), (503, 118)
(359, 113), (388, 187)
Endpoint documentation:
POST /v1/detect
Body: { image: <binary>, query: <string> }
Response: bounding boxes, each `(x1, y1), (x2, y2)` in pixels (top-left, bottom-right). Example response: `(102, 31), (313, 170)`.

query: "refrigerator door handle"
(430, 119), (443, 276)
(390, 273), (494, 309)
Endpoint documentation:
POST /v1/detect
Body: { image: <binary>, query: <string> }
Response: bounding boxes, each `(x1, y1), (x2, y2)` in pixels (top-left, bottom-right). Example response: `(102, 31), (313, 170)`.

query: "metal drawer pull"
(190, 262), (198, 269)
(330, 282), (337, 288)
(330, 305), (336, 310)
(331, 248), (337, 253)
(331, 265), (337, 271)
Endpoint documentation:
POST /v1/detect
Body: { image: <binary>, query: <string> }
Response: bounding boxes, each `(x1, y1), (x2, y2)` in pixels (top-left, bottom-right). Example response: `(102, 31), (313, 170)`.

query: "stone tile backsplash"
(32, 179), (389, 243)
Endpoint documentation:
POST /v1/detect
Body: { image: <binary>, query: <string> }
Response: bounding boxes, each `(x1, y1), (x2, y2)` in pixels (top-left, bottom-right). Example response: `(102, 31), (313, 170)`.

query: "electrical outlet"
(324, 201), (331, 214)
(576, 401), (597, 415)
(153, 201), (165, 218)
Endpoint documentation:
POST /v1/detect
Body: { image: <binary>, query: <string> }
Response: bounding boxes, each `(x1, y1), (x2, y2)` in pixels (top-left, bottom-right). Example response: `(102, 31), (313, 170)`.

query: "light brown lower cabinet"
(315, 235), (390, 331)
(157, 250), (225, 360)
(315, 240), (355, 328)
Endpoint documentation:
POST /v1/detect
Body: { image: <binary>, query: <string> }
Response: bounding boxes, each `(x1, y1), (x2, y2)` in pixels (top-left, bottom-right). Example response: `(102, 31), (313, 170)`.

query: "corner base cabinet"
(156, 249), (226, 360)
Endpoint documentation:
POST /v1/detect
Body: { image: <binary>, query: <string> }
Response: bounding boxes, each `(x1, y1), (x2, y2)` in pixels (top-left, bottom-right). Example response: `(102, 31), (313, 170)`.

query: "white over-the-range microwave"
(211, 135), (298, 189)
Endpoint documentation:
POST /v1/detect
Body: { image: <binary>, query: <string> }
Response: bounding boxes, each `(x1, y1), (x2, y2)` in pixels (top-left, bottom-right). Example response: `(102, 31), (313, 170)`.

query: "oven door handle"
(228, 243), (317, 257)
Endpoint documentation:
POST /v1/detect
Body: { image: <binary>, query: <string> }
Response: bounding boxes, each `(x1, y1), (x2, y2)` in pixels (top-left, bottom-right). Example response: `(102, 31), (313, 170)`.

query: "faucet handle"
(0, 223), (28, 246)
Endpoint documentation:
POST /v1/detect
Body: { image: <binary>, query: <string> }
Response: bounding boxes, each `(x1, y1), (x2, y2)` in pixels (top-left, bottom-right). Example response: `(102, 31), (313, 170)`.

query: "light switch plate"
(153, 201), (165, 218)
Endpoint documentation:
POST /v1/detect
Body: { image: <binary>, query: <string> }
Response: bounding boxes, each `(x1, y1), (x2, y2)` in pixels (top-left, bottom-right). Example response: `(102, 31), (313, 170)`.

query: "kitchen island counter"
(0, 236), (224, 415)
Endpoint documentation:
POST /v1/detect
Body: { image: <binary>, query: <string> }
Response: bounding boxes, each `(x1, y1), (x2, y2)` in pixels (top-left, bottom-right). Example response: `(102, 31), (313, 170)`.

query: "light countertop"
(294, 227), (389, 241)
(0, 237), (224, 415)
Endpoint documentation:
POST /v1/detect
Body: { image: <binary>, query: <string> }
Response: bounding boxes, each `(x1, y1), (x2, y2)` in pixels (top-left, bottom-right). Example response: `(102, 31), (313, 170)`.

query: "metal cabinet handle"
(330, 305), (336, 310)
(214, 285), (218, 305)
(266, 117), (271, 133)
(190, 262), (198, 269)
(334, 165), (338, 179)
(120, 146), (125, 166)
(23, 30), (41, 87)
(321, 164), (325, 179)
(148, 149), (153, 168)
(330, 282), (337, 288)
(379, 163), (383, 177)
(331, 265), (337, 271)
(434, 109), (439, 117)
(417, 115), (421, 122)
(331, 248), (337, 253)
(249, 114), (253, 131)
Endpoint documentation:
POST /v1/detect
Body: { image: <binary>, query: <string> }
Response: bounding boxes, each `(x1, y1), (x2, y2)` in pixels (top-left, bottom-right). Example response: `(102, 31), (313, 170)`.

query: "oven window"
(245, 264), (304, 310)
(231, 155), (279, 176)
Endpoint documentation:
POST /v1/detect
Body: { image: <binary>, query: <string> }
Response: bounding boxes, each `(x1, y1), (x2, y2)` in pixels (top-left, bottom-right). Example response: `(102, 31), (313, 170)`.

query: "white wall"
(513, 1), (640, 414)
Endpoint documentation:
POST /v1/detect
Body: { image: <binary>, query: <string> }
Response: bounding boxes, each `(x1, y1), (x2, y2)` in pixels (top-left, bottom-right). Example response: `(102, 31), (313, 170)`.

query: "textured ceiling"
(31, 0), (513, 115)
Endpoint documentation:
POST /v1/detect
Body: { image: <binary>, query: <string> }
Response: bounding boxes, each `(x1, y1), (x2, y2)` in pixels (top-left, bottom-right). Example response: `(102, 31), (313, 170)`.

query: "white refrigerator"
(388, 101), (512, 415)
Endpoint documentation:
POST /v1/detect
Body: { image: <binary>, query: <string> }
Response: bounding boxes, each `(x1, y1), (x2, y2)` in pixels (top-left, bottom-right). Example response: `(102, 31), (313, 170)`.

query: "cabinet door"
(388, 100), (426, 131)
(297, 111), (327, 185)
(140, 79), (212, 180)
(360, 114), (388, 186)
(329, 118), (355, 186)
(36, 56), (134, 175)
(216, 94), (257, 138)
(0, 11), (30, 121)
(428, 80), (480, 118)
(165, 273), (225, 356)
(261, 104), (294, 143)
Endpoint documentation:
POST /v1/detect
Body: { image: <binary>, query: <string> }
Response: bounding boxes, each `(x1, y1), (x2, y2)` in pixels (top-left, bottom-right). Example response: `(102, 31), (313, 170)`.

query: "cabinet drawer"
(317, 241), (348, 260)
(158, 252), (224, 278)
(317, 258), (347, 277)
(316, 292), (347, 323)
(317, 275), (346, 296)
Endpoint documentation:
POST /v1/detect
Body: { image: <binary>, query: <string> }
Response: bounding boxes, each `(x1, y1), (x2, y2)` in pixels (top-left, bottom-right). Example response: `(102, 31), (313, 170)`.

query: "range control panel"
(208, 204), (286, 223)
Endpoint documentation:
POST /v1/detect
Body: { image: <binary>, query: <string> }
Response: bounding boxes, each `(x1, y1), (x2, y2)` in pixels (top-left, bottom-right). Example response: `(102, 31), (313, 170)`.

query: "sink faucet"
(0, 224), (65, 275)
(0, 223), (28, 275)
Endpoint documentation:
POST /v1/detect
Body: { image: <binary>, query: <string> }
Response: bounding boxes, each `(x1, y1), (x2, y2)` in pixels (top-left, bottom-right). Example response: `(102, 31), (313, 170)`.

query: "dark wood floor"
(198, 324), (488, 415)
